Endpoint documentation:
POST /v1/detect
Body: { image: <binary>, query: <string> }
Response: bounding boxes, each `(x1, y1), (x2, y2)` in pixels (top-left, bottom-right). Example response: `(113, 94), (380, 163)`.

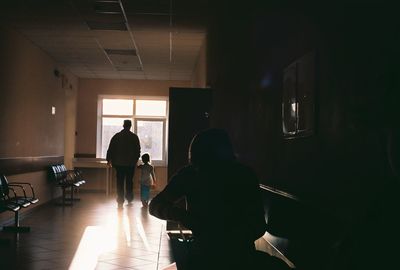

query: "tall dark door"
(168, 87), (213, 180)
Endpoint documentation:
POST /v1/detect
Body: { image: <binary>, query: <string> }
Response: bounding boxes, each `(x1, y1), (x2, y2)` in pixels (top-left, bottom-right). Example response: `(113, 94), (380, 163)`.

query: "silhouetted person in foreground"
(107, 120), (141, 208)
(149, 129), (273, 269)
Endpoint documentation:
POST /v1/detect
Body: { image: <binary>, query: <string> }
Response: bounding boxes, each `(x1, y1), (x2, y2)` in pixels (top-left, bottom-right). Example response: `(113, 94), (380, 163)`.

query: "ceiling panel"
(92, 30), (132, 48)
(134, 31), (170, 40)
(89, 66), (116, 72)
(1, 0), (209, 81)
(118, 71), (146, 80)
(76, 73), (97, 78)
(92, 74), (121, 79)
(122, 0), (171, 14)
(127, 15), (170, 31)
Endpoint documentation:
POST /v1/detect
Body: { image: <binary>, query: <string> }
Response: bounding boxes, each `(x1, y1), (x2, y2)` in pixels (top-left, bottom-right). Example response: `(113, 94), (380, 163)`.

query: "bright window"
(101, 117), (127, 158)
(97, 97), (168, 165)
(103, 99), (133, 115)
(136, 120), (165, 161)
(136, 100), (167, 116)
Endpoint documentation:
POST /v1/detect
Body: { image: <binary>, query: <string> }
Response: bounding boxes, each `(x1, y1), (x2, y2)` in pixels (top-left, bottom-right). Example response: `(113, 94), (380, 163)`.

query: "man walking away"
(107, 120), (141, 208)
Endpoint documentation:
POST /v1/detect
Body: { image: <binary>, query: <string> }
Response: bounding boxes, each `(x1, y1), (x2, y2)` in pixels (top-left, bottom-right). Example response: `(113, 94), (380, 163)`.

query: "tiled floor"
(0, 192), (175, 270)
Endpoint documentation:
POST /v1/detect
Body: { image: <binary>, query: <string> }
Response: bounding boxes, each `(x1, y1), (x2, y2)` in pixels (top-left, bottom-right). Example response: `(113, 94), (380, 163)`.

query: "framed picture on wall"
(282, 51), (315, 139)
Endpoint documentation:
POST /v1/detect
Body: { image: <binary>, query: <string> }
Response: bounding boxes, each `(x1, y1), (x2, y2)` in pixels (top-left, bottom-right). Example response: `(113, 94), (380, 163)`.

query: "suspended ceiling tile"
(109, 54), (141, 68)
(69, 67), (91, 73)
(98, 75), (122, 79)
(94, 31), (133, 48)
(170, 74), (192, 80)
(118, 71), (146, 80)
(82, 57), (111, 65)
(144, 64), (171, 72)
(134, 30), (170, 42)
(140, 50), (170, 57)
(127, 14), (170, 31)
(75, 73), (97, 78)
(147, 75), (170, 80)
(2, 0), (208, 80)
(89, 67), (116, 72)
(120, 75), (146, 80)
(141, 59), (171, 66)
(122, 0), (170, 14)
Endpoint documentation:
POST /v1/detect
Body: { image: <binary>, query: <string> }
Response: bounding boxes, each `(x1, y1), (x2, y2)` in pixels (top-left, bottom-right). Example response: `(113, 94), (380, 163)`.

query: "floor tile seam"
(106, 258), (156, 267)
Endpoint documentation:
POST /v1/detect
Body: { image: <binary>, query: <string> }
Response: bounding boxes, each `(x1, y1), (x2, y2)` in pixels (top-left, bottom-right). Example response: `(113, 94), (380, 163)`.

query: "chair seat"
(0, 202), (20, 212)
(29, 198), (39, 204)
(15, 198), (31, 208)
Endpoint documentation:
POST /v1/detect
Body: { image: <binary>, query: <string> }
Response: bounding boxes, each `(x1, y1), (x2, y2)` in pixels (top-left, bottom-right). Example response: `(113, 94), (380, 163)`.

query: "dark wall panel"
(207, 3), (399, 210)
(168, 87), (213, 179)
(206, 5), (399, 269)
(0, 155), (63, 175)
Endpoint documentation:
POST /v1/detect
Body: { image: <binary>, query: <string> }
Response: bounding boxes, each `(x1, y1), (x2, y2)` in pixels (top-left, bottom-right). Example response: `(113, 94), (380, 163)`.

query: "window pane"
(103, 99), (133, 115)
(135, 100), (167, 116)
(101, 118), (127, 158)
(137, 120), (164, 161)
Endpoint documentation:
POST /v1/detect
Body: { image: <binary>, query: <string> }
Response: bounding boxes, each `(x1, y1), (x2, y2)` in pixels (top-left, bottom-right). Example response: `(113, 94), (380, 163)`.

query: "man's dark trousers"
(115, 166), (135, 204)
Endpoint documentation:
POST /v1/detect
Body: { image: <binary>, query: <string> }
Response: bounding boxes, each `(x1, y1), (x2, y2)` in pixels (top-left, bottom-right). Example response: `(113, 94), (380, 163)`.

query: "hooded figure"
(149, 128), (268, 269)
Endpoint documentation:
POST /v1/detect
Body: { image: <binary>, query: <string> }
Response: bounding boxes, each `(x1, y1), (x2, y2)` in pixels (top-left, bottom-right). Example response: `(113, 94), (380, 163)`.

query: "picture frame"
(282, 51), (315, 139)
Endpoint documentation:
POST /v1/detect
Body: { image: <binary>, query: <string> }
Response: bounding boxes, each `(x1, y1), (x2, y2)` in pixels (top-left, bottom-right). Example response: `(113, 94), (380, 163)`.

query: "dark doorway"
(167, 87), (213, 180)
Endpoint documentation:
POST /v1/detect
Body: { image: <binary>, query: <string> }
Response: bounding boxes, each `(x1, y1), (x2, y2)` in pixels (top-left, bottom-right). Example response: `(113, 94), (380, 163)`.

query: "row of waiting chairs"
(1, 164), (85, 234)
(48, 164), (86, 206)
(0, 174), (39, 232)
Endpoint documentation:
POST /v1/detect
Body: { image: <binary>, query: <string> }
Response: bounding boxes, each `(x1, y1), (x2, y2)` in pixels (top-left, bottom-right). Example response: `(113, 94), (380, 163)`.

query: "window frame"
(97, 95), (169, 166)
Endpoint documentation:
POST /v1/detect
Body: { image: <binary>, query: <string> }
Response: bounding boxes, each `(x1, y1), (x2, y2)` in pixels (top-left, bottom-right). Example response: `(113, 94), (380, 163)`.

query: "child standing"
(138, 153), (156, 207)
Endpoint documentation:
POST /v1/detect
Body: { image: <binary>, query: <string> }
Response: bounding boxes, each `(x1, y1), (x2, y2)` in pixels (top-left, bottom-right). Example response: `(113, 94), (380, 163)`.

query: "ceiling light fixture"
(93, 0), (122, 14)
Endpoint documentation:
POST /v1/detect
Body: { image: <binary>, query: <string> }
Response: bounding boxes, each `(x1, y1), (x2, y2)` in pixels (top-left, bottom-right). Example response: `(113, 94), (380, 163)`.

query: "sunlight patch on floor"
(68, 225), (117, 270)
(135, 216), (151, 251)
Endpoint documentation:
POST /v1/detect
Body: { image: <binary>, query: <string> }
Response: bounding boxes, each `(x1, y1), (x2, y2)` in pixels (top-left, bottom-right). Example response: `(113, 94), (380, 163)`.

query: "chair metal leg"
(65, 187), (81, 201)
(55, 187), (73, 206)
(2, 211), (30, 233)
